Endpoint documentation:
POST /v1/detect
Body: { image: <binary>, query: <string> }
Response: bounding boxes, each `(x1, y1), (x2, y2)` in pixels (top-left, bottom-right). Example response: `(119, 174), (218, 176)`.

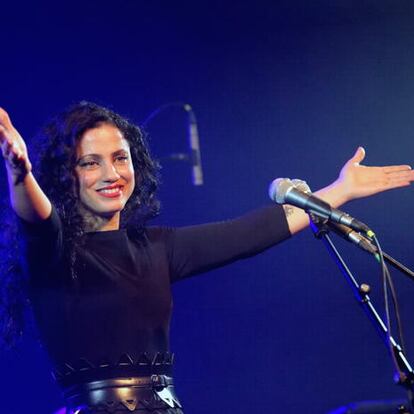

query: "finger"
(0, 124), (7, 141)
(383, 165), (412, 173)
(387, 177), (414, 186)
(6, 144), (23, 164)
(1, 138), (14, 157)
(386, 169), (414, 179)
(0, 107), (13, 130)
(381, 181), (412, 191)
(0, 126), (16, 150)
(349, 146), (366, 165)
(3, 145), (15, 161)
(2, 139), (21, 160)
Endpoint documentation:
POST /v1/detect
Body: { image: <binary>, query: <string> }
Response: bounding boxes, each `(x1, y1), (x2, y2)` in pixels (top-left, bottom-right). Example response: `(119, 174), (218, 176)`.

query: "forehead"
(76, 123), (130, 157)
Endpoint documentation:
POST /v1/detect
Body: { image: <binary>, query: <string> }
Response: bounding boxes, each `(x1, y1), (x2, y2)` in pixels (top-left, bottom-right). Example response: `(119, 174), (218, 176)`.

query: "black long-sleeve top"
(18, 205), (290, 388)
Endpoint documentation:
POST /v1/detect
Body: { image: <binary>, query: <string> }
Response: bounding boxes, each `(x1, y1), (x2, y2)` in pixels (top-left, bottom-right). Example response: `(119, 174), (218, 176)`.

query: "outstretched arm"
(0, 108), (51, 222)
(284, 146), (414, 234)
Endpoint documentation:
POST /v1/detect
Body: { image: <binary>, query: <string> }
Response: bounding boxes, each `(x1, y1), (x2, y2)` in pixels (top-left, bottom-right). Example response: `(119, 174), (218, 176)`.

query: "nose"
(102, 161), (121, 182)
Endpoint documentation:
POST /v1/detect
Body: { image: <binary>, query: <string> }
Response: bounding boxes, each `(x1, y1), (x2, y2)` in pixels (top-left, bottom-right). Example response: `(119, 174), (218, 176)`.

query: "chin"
(96, 204), (125, 216)
(82, 201), (125, 217)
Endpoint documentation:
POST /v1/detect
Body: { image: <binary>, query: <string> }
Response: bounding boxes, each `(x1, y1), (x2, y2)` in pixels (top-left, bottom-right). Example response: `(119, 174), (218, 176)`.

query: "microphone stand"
(381, 252), (414, 283)
(310, 216), (414, 413)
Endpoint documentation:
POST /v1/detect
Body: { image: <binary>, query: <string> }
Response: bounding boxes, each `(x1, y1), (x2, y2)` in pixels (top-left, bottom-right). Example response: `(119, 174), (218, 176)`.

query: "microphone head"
(268, 178), (294, 204)
(291, 179), (311, 194)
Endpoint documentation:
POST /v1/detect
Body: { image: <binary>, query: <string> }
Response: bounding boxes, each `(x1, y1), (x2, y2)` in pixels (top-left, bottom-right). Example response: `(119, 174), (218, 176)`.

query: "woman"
(1, 101), (413, 414)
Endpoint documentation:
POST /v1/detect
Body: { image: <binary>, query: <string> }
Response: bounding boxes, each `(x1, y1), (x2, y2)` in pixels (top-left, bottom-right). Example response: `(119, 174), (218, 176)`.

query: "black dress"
(18, 205), (290, 413)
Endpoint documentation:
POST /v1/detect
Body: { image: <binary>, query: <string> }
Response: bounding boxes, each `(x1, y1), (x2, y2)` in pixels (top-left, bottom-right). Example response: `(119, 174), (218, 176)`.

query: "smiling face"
(75, 123), (135, 230)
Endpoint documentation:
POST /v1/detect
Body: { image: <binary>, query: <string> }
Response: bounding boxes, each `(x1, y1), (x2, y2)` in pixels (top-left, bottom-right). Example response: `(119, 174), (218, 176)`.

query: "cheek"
(77, 172), (98, 196)
(125, 165), (136, 191)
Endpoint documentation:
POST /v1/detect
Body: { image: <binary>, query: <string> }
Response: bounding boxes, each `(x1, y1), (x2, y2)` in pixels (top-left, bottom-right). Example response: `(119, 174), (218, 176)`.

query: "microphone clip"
(309, 212), (331, 240)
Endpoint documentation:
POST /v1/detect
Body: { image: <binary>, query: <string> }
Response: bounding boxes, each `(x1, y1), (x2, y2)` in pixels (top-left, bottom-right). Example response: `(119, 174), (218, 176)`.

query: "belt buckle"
(150, 375), (179, 408)
(151, 374), (167, 390)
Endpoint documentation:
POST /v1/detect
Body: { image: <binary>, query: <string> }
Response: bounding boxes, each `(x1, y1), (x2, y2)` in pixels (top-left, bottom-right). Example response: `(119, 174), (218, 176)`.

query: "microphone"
(288, 179), (378, 254)
(268, 178), (373, 235)
(184, 104), (203, 186)
(325, 221), (378, 254)
(287, 179), (377, 254)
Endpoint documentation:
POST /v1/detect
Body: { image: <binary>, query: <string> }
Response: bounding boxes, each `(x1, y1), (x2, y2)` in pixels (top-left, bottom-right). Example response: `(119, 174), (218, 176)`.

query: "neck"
(80, 208), (120, 232)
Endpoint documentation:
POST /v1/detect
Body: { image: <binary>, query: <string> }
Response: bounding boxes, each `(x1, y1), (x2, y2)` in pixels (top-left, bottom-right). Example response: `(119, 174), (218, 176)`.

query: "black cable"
(372, 234), (410, 397)
(141, 102), (189, 128)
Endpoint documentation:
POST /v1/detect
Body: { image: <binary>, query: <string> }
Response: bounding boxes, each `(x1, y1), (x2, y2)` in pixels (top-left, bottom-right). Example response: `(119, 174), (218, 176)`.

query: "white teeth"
(99, 187), (121, 194)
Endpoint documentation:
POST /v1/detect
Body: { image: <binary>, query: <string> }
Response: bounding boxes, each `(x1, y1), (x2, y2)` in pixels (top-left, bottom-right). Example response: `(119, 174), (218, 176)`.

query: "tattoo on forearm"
(283, 205), (295, 217)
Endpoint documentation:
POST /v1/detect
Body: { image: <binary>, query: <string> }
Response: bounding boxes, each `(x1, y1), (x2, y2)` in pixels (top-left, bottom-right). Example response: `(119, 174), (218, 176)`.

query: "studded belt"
(64, 375), (182, 413)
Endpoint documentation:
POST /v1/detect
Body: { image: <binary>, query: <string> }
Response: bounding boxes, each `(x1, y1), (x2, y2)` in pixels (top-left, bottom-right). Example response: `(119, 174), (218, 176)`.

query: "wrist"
(315, 178), (350, 209)
(6, 159), (32, 186)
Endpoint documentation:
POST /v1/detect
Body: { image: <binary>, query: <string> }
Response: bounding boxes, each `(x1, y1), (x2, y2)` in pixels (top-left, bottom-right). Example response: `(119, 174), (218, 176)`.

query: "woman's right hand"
(0, 107), (32, 183)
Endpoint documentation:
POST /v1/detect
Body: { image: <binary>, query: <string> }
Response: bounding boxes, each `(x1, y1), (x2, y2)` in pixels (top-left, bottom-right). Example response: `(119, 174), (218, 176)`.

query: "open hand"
(0, 108), (32, 182)
(337, 147), (414, 202)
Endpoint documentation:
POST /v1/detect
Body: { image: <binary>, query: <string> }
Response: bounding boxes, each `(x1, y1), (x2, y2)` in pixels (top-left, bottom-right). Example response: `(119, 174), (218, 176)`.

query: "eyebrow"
(77, 149), (129, 162)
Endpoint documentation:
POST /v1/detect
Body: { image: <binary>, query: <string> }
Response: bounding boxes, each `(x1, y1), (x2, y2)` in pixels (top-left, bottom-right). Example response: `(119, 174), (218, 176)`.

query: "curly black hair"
(0, 101), (160, 347)
(38, 101), (160, 226)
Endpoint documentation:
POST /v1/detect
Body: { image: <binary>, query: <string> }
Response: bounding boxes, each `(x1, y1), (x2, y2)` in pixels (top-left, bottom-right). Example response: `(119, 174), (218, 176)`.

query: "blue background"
(1, 1), (414, 413)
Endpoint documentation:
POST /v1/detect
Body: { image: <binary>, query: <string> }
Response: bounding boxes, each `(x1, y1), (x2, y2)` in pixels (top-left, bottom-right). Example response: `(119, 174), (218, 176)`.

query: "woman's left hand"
(279, 146), (414, 235)
(336, 146), (414, 203)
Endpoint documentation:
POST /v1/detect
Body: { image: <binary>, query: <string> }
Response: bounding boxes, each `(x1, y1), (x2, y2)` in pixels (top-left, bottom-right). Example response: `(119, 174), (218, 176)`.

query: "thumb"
(349, 146), (366, 165)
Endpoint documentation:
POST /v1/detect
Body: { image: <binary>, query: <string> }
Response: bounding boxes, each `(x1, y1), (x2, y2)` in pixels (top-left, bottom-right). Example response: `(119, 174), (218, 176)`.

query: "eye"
(78, 160), (100, 169)
(114, 155), (129, 164)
